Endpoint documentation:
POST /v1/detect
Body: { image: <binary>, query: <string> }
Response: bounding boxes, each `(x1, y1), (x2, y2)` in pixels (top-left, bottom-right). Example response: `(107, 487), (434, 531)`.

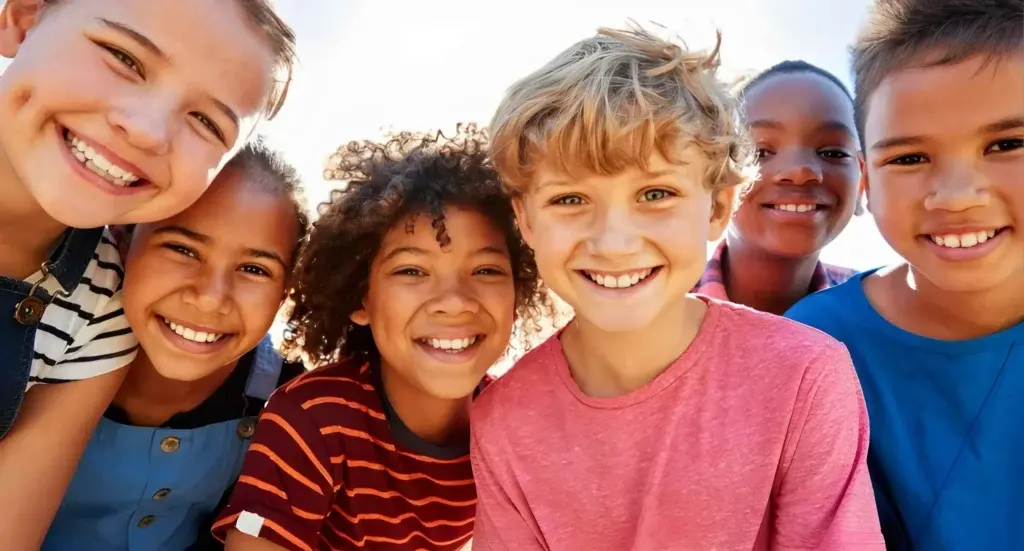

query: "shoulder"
(266, 358), (382, 431)
(822, 262), (858, 286)
(473, 333), (563, 428)
(785, 272), (869, 337)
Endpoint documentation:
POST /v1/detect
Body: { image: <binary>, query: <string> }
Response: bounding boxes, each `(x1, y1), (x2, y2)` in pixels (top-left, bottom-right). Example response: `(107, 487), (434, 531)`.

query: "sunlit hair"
(489, 22), (755, 194)
(852, 0), (1022, 142)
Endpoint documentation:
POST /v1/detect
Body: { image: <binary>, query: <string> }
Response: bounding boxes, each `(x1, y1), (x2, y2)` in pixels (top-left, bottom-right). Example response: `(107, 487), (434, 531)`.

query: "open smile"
(413, 334), (486, 363)
(157, 315), (235, 354)
(920, 226), (1012, 261)
(579, 267), (662, 290)
(60, 126), (153, 195)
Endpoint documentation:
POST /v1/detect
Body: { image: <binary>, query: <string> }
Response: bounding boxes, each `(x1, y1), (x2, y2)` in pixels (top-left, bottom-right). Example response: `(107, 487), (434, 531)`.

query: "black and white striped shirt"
(26, 228), (138, 388)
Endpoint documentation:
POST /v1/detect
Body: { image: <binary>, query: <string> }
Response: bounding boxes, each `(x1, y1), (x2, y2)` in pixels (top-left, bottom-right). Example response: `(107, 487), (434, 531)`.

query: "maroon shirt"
(212, 358), (479, 550)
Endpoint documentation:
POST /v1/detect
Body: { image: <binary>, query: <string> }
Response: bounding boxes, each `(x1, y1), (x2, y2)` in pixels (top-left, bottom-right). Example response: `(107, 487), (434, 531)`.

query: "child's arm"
(0, 367), (126, 548)
(213, 390), (336, 551)
(469, 404), (547, 551)
(772, 343), (885, 550)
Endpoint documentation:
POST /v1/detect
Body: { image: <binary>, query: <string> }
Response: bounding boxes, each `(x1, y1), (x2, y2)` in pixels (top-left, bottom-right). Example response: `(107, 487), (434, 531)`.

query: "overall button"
(237, 418), (256, 439)
(138, 515), (155, 528)
(160, 436), (180, 453)
(153, 488), (171, 500)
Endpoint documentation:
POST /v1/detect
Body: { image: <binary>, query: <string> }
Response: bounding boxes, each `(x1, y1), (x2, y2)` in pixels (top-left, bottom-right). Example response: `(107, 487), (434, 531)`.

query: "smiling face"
(0, 0), (274, 227)
(863, 53), (1024, 293)
(515, 150), (734, 333)
(353, 207), (516, 401)
(122, 166), (299, 381)
(730, 72), (861, 258)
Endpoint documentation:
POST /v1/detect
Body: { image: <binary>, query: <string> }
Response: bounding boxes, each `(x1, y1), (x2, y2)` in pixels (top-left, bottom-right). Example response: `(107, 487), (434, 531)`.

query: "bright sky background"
(264, 0), (901, 269)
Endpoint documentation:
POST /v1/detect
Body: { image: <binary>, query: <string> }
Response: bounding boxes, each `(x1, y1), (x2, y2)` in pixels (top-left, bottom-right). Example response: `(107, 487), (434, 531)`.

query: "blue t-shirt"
(785, 270), (1024, 551)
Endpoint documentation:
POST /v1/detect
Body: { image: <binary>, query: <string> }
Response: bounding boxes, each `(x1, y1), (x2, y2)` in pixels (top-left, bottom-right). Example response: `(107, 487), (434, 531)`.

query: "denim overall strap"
(0, 228), (104, 439)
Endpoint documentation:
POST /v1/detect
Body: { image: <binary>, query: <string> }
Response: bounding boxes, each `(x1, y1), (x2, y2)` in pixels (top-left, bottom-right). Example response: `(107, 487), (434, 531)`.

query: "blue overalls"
(42, 338), (284, 551)
(0, 228), (102, 439)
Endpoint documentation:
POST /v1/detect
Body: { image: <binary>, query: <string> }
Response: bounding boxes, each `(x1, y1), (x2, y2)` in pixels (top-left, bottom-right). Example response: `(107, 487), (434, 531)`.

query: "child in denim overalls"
(0, 0), (295, 546)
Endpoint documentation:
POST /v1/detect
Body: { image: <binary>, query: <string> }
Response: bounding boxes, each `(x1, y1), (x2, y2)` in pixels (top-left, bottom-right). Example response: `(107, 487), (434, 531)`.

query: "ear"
(0, 0), (44, 59)
(856, 153), (869, 215)
(511, 195), (534, 249)
(349, 308), (370, 326)
(707, 186), (737, 242)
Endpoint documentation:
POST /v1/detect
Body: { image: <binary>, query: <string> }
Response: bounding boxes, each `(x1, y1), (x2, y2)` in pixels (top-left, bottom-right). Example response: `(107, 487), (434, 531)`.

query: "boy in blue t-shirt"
(786, 0), (1023, 548)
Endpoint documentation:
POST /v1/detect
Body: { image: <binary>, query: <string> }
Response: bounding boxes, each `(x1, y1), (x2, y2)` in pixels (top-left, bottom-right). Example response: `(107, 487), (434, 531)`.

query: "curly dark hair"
(283, 124), (550, 366)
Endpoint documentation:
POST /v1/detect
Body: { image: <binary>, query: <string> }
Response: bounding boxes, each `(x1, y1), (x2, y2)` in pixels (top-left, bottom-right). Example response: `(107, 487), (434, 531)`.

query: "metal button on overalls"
(137, 515), (155, 528)
(160, 436), (180, 453)
(152, 489), (171, 500)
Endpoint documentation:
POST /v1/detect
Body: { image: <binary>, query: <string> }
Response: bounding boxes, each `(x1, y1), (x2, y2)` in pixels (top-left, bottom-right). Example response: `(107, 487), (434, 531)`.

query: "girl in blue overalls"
(43, 142), (309, 551)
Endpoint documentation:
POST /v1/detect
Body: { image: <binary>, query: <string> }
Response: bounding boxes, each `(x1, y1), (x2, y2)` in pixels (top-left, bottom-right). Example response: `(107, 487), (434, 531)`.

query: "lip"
(576, 266), (662, 296)
(155, 315), (235, 355)
(919, 227), (1011, 262)
(58, 125), (156, 197)
(413, 335), (486, 364)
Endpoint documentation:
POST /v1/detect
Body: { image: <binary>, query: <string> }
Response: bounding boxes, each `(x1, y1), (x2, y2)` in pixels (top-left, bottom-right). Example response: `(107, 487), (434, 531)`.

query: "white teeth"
(931, 230), (999, 249)
(773, 204), (817, 213)
(425, 336), (478, 353)
(163, 318), (224, 344)
(65, 132), (140, 185)
(585, 268), (654, 289)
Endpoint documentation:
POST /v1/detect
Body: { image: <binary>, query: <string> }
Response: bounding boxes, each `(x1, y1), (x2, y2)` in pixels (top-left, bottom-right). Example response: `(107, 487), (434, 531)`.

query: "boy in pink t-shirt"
(471, 24), (885, 550)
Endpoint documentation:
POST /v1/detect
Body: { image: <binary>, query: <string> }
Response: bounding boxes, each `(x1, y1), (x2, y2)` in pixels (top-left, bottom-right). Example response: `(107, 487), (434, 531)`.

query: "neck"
(113, 352), (238, 427)
(722, 235), (821, 315)
(0, 149), (68, 279)
(380, 363), (473, 447)
(872, 264), (1023, 339)
(560, 296), (704, 398)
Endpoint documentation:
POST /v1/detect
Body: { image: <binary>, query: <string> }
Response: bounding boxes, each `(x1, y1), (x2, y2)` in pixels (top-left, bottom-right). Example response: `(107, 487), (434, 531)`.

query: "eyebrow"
(870, 116), (1024, 151)
(98, 18), (240, 128)
(750, 119), (857, 139)
(152, 226), (287, 268)
(380, 245), (509, 263)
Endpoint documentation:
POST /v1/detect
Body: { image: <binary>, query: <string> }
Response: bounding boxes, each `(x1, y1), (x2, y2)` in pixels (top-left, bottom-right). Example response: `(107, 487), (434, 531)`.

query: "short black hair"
(283, 124), (552, 366)
(738, 59), (853, 101)
(225, 137), (310, 254)
(852, 0), (1023, 139)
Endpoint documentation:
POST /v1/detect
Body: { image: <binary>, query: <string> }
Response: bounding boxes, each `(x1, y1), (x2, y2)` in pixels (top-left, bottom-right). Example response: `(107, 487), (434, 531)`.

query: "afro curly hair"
(283, 123), (551, 366)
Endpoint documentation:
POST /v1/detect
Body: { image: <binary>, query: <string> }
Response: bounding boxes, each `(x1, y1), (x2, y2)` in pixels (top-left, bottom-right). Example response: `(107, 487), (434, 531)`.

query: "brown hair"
(489, 22), (754, 194)
(852, 0), (1023, 140)
(284, 124), (552, 366)
(43, 0), (296, 119)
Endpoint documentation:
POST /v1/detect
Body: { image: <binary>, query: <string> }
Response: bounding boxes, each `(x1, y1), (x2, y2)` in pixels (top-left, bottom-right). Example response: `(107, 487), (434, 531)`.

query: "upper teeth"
(163, 318), (224, 343)
(65, 132), (140, 186)
(426, 336), (477, 351)
(774, 204), (817, 212)
(931, 230), (997, 249)
(585, 269), (653, 289)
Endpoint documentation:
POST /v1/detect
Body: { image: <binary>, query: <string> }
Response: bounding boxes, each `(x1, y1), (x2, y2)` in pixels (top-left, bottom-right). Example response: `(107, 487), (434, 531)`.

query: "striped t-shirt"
(212, 358), (480, 551)
(27, 228), (137, 387)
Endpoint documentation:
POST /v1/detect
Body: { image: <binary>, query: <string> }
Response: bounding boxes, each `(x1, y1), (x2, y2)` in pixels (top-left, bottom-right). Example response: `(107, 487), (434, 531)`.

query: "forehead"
(744, 73), (855, 128)
(865, 54), (1024, 144)
(57, 0), (274, 119)
(531, 148), (705, 190)
(142, 168), (296, 248)
(380, 207), (508, 254)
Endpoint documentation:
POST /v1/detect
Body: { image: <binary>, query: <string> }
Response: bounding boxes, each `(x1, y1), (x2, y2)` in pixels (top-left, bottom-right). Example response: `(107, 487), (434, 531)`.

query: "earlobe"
(0, 0), (43, 58)
(511, 196), (534, 248)
(349, 308), (370, 326)
(707, 186), (736, 241)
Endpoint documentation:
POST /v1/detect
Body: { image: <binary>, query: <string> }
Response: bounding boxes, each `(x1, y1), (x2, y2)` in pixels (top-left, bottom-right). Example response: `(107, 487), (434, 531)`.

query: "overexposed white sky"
(265, 0), (900, 269)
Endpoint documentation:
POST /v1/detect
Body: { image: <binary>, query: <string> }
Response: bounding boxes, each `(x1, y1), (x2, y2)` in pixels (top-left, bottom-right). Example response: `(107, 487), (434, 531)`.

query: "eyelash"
(884, 138), (1023, 166)
(755, 147), (852, 160)
(391, 267), (508, 277)
(549, 188), (677, 205)
(99, 42), (225, 143)
(162, 244), (271, 278)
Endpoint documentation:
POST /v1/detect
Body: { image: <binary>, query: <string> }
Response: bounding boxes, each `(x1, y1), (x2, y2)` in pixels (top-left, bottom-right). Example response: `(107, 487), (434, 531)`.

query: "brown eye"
(100, 44), (144, 77)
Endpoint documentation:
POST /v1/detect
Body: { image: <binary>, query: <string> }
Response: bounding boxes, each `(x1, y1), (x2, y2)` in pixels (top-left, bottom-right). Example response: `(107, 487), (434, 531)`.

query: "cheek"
(235, 284), (286, 333)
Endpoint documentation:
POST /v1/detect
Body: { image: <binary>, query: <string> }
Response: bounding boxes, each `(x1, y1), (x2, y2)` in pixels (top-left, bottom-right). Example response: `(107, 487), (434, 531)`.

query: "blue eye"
(640, 189), (674, 202)
(552, 195), (585, 206)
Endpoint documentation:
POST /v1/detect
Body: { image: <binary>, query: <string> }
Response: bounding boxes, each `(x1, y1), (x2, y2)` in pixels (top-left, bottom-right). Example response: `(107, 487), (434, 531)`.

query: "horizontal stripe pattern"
(213, 360), (478, 550)
(27, 228), (137, 389)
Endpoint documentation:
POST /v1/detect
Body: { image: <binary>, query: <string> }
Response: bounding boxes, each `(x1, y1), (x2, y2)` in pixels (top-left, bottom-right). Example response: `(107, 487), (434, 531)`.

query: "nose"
(428, 275), (481, 317)
(182, 268), (233, 315)
(770, 149), (823, 186)
(923, 162), (990, 212)
(586, 205), (643, 258)
(107, 95), (174, 156)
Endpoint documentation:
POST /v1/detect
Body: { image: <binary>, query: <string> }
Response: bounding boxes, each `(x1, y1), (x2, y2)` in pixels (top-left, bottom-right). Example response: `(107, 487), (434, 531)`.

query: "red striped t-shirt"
(211, 358), (479, 550)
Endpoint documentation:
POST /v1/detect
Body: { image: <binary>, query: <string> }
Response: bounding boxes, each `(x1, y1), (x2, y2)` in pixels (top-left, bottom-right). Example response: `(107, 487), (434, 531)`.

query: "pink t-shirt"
(470, 297), (884, 550)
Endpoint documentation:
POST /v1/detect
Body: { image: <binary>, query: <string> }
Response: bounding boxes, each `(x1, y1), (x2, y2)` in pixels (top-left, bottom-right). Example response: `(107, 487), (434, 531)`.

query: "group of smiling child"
(0, 0), (1020, 550)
